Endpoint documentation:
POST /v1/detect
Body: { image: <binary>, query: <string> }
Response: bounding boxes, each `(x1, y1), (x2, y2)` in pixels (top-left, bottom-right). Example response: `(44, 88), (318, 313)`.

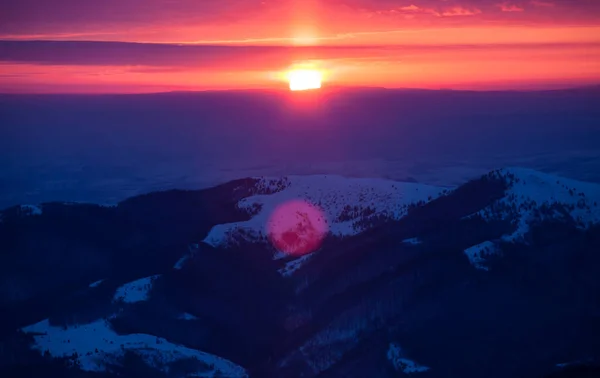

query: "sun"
(288, 69), (322, 91)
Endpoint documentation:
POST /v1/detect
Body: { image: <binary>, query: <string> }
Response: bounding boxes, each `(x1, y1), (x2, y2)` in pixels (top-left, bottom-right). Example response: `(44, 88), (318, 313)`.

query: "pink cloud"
(497, 2), (526, 12)
(373, 4), (438, 16)
(374, 4), (481, 17)
(531, 0), (554, 7)
(400, 5), (421, 12)
(440, 6), (483, 17)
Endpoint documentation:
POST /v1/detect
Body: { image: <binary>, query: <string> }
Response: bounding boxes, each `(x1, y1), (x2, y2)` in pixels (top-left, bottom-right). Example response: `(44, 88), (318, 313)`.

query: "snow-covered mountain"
(462, 167), (600, 269)
(480, 168), (600, 238)
(177, 175), (448, 274)
(2, 168), (600, 378)
(203, 175), (448, 248)
(189, 168), (600, 275)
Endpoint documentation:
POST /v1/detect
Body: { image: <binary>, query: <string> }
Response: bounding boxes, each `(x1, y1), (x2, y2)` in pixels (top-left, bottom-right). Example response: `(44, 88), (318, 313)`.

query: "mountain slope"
(265, 168), (600, 378)
(1, 168), (599, 377)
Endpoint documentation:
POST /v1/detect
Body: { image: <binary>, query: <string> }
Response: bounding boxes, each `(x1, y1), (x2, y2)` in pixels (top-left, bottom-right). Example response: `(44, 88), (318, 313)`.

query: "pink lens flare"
(266, 199), (329, 256)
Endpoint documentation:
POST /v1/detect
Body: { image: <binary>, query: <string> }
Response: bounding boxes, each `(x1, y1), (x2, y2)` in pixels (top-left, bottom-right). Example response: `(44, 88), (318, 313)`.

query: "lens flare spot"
(267, 200), (328, 256)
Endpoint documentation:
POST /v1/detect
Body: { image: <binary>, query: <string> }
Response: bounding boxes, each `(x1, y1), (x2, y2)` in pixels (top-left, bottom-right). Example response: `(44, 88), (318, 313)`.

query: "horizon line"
(3, 39), (600, 49)
(2, 83), (599, 96)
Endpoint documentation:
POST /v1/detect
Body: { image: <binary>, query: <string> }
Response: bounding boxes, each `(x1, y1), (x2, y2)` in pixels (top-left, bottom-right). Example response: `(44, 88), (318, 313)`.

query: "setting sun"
(288, 69), (322, 91)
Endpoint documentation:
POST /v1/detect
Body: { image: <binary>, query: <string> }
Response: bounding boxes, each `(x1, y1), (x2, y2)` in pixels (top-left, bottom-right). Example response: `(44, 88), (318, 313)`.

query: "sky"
(1, 0), (599, 92)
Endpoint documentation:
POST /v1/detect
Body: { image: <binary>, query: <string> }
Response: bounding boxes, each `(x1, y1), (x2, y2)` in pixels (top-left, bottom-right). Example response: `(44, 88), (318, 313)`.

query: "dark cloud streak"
(1, 0), (264, 26)
(0, 41), (370, 70)
(1, 40), (598, 70)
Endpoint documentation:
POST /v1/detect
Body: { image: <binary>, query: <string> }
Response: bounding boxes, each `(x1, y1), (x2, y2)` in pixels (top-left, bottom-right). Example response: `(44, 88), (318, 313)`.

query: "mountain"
(1, 168), (599, 377)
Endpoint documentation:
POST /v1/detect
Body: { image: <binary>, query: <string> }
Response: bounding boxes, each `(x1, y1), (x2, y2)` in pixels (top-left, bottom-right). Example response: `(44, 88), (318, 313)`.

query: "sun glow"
(288, 69), (322, 91)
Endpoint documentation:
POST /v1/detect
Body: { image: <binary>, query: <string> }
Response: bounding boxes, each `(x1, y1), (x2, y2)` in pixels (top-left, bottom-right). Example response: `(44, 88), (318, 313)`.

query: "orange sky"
(1, 0), (600, 92)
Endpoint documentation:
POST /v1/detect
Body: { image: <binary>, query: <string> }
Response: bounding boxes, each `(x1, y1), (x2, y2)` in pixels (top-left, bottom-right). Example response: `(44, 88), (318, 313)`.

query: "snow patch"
(61, 201), (116, 208)
(402, 237), (422, 245)
(278, 253), (315, 277)
(297, 326), (359, 373)
(464, 241), (498, 270)
(279, 317), (368, 374)
(20, 204), (42, 215)
(556, 357), (594, 368)
(21, 318), (247, 377)
(113, 275), (160, 303)
(204, 175), (447, 250)
(173, 256), (188, 270)
(177, 313), (198, 321)
(387, 343), (430, 374)
(89, 279), (104, 288)
(173, 244), (200, 270)
(273, 250), (289, 260)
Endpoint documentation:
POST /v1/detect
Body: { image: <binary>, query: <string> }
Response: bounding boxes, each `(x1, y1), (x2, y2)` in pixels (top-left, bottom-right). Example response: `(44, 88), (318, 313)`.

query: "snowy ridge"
(459, 168), (600, 270)
(278, 253), (316, 277)
(477, 168), (600, 243)
(203, 175), (448, 250)
(21, 318), (247, 377)
(113, 275), (160, 303)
